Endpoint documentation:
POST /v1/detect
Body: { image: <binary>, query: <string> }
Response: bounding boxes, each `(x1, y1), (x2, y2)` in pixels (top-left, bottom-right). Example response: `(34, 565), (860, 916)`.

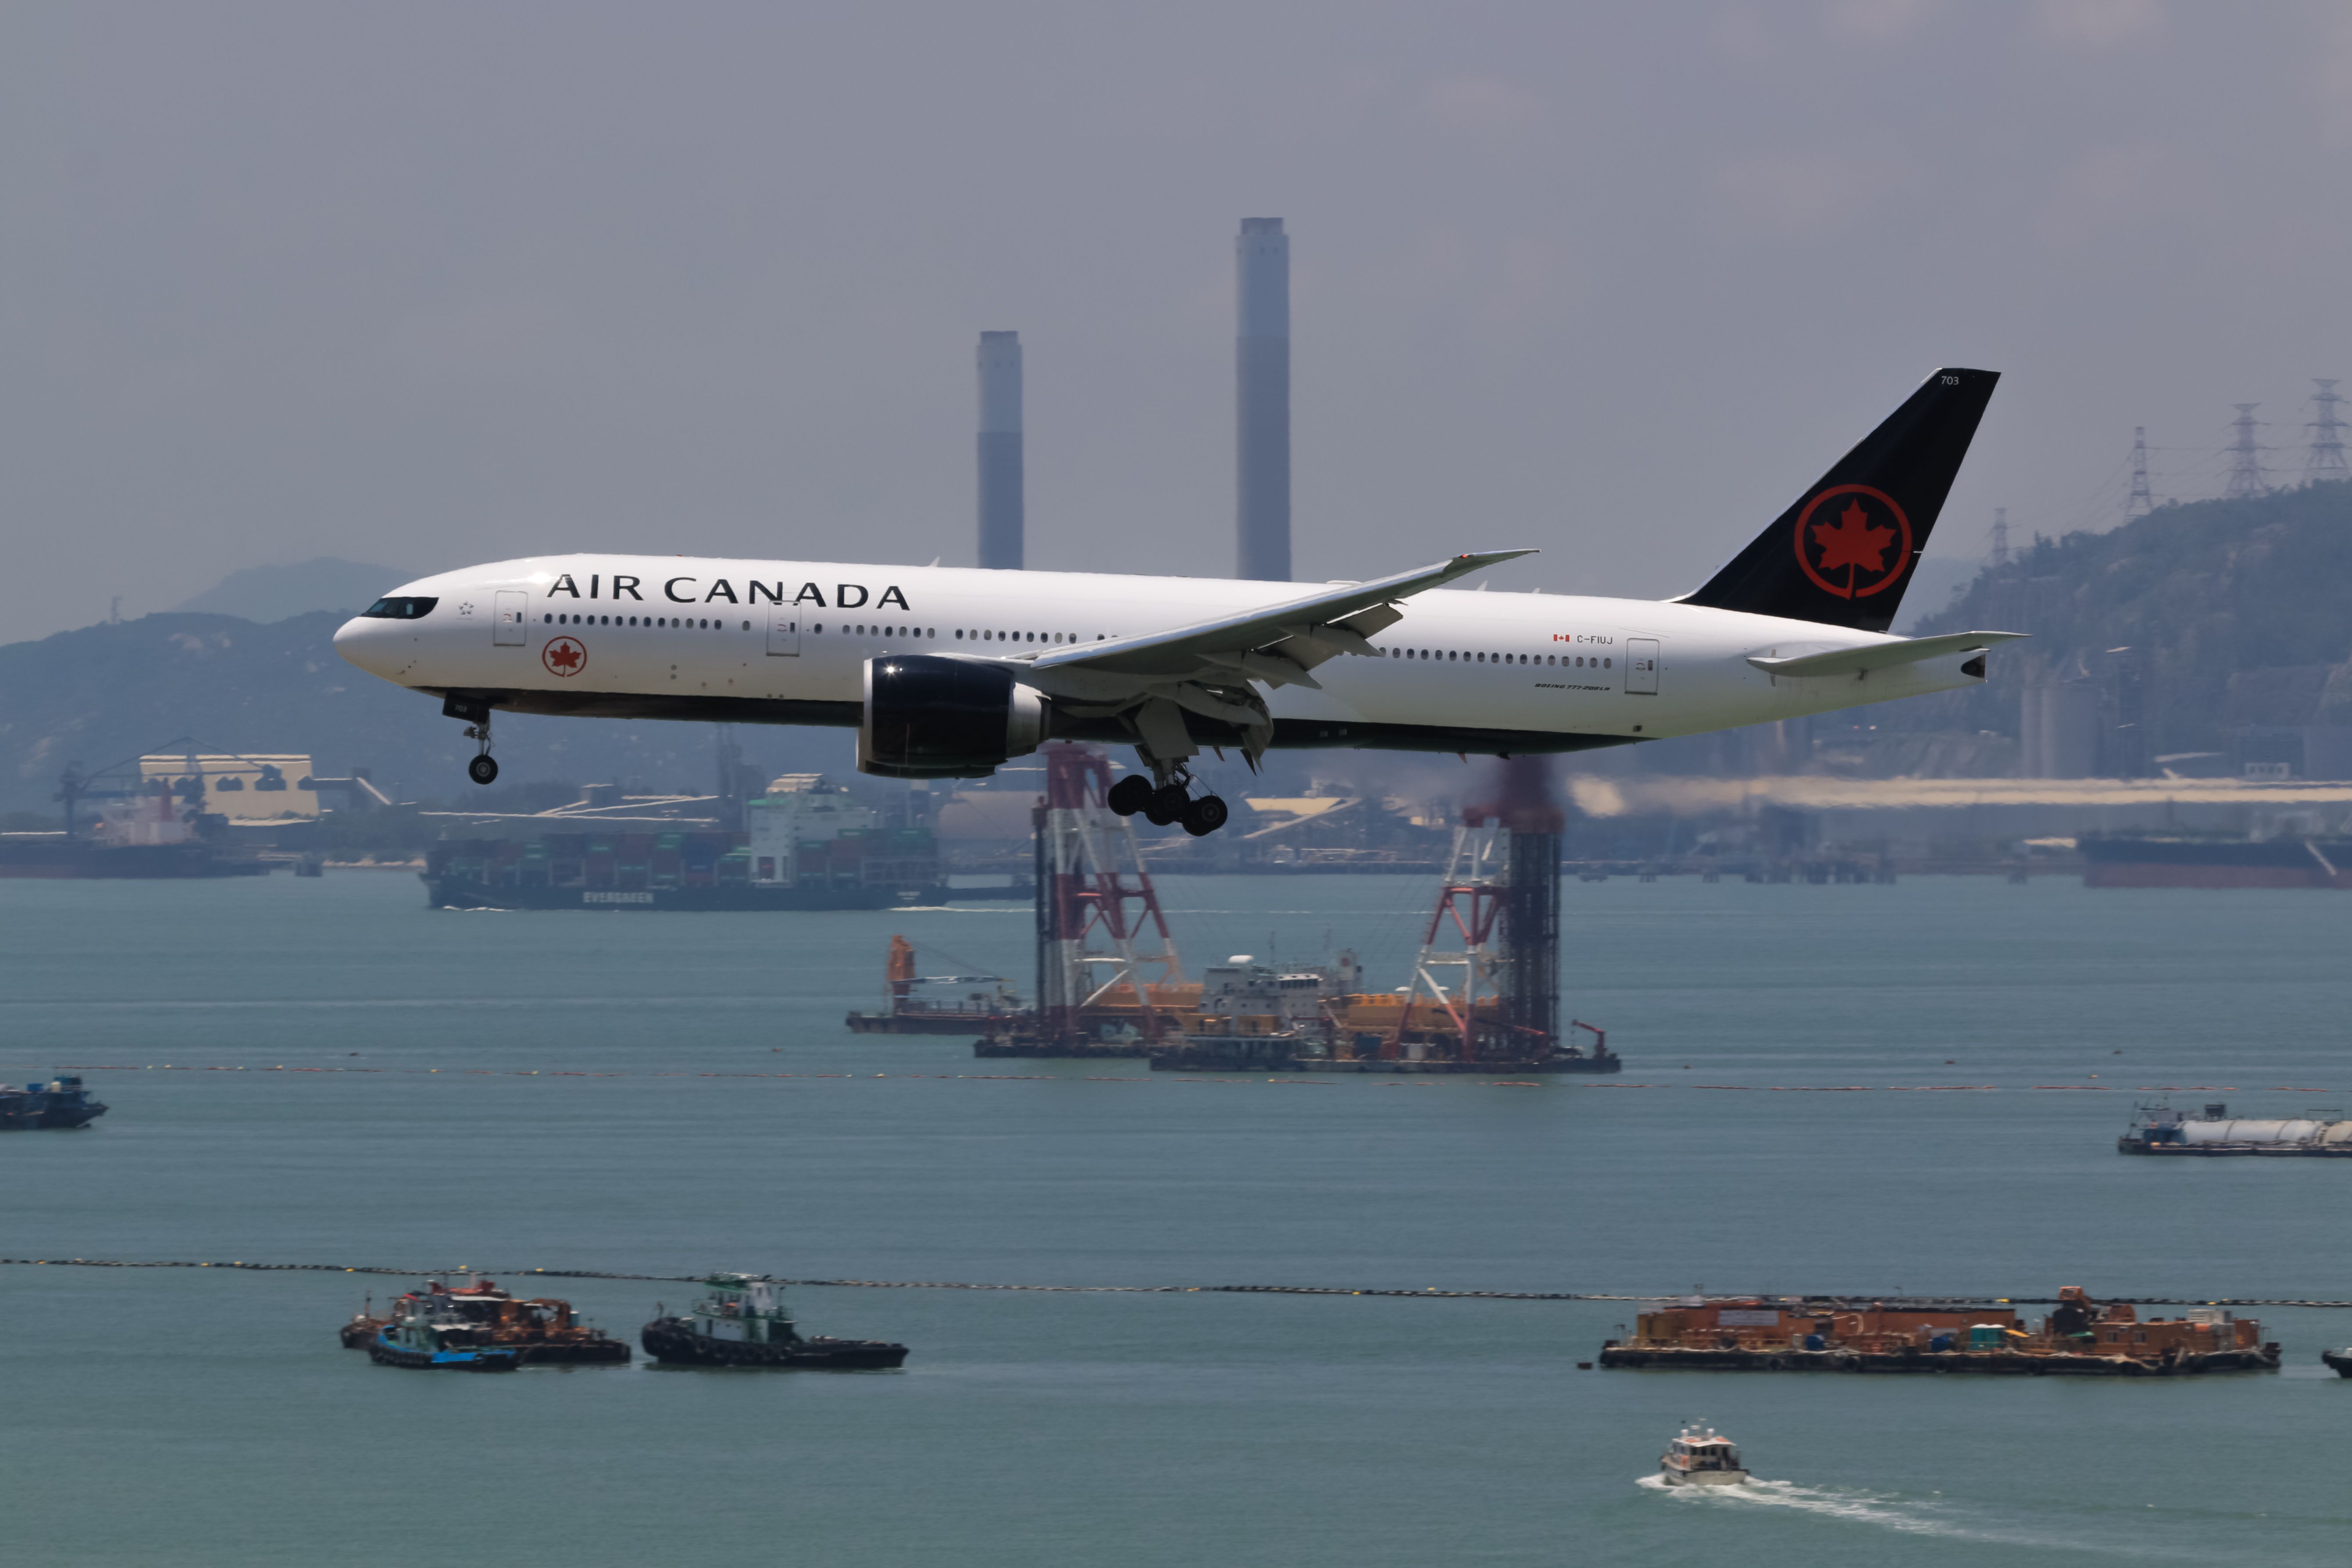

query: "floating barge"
(2120, 1102), (2352, 1157)
(1599, 1286), (2278, 1376)
(846, 935), (1027, 1035)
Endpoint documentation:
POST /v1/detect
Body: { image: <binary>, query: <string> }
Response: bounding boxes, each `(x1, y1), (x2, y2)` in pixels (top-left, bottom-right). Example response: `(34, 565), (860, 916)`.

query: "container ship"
(1599, 1285), (2277, 1375)
(2081, 834), (2352, 889)
(424, 774), (944, 911)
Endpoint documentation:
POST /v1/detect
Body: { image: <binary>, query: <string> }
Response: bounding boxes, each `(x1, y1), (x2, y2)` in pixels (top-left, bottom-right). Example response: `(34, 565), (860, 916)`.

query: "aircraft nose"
(333, 614), (382, 672)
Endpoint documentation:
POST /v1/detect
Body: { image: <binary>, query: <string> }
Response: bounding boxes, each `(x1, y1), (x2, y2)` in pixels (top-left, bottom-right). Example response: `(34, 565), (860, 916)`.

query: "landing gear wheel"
(468, 754), (500, 786)
(1144, 784), (1188, 827)
(1181, 794), (1228, 838)
(1106, 775), (1153, 817)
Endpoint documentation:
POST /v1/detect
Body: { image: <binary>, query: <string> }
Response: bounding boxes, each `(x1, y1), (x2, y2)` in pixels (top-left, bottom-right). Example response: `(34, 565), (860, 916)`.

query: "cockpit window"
(361, 596), (438, 619)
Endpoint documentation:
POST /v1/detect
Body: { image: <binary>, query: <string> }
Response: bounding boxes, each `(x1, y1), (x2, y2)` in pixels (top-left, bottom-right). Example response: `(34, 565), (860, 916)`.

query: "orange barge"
(1599, 1286), (2277, 1375)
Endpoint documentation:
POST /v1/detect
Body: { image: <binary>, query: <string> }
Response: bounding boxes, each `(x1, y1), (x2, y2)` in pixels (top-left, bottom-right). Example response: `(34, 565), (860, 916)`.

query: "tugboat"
(1659, 1423), (1752, 1487)
(640, 1274), (908, 1369)
(352, 1279), (628, 1366)
(0, 1076), (108, 1131)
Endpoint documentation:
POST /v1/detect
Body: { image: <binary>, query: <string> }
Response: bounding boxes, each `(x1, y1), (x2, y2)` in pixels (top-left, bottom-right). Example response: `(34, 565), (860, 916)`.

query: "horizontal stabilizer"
(1745, 631), (2026, 679)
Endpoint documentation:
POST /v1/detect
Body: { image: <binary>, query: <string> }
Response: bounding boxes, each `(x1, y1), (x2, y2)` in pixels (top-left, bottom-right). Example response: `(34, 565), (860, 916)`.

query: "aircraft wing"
(1745, 630), (2026, 679)
(1027, 550), (1536, 689)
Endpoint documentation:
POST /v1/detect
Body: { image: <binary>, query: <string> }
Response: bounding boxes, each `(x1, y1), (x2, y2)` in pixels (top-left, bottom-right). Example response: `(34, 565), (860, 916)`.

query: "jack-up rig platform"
(847, 747), (1618, 1075)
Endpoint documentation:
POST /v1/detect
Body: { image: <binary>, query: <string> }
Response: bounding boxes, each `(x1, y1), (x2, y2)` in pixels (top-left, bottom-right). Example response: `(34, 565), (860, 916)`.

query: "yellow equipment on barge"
(1599, 1286), (2277, 1375)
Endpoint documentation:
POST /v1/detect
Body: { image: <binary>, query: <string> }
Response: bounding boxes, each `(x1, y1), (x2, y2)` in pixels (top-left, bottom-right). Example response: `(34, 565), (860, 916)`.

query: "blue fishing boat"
(366, 1288), (523, 1371)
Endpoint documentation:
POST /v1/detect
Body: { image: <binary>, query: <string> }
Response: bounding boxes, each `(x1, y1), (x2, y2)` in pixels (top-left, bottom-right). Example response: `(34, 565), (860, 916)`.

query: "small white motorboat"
(1658, 1423), (1751, 1486)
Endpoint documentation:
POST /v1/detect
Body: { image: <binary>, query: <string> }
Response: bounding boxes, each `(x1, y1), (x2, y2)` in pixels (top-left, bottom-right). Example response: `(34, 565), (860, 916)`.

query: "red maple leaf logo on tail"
(1812, 500), (1895, 577)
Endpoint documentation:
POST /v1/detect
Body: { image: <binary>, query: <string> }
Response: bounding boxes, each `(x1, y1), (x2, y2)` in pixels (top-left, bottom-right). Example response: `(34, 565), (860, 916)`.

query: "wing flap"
(1028, 550), (1535, 680)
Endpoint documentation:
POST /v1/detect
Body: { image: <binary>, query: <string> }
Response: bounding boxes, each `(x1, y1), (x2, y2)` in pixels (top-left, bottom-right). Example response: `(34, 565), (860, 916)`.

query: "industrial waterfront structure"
(977, 330), (1024, 570)
(1025, 744), (1190, 1052)
(917, 745), (1616, 1073)
(1235, 217), (1290, 582)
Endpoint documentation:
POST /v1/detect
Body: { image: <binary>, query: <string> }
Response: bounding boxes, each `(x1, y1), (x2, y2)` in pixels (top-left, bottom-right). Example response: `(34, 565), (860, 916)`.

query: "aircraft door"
(766, 614), (801, 656)
(493, 591), (527, 646)
(1625, 639), (1660, 695)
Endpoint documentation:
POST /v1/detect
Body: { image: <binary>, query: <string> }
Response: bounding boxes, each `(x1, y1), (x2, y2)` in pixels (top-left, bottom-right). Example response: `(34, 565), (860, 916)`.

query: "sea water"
(3, 871), (2349, 1566)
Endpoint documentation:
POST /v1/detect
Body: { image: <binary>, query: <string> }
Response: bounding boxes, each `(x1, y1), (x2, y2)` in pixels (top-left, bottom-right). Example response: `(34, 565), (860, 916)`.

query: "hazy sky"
(6, 1), (2349, 639)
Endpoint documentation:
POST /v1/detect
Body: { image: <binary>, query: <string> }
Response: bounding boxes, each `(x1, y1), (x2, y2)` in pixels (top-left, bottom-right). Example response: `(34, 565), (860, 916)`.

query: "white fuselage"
(332, 554), (1985, 753)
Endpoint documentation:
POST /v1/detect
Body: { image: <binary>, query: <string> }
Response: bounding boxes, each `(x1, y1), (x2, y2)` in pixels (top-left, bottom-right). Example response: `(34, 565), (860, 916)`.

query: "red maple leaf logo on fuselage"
(1812, 500), (1895, 576)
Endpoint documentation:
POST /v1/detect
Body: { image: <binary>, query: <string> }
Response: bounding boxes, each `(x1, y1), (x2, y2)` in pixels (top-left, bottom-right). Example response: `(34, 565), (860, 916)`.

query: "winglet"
(1427, 549), (1537, 593)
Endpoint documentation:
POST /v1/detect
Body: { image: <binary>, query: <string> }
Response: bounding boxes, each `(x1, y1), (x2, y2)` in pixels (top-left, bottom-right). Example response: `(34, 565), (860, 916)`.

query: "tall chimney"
(977, 330), (1024, 569)
(1235, 218), (1290, 581)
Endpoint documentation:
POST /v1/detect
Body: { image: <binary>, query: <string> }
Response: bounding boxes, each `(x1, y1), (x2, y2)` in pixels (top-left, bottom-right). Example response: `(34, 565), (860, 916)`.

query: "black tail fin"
(1678, 367), (1998, 632)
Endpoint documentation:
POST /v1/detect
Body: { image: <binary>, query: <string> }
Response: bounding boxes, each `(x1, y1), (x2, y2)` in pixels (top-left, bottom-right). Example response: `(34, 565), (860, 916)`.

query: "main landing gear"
(1107, 769), (1228, 838)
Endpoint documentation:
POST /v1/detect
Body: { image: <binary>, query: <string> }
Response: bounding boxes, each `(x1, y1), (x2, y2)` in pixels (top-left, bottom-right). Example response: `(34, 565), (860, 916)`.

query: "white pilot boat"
(1659, 1423), (1751, 1486)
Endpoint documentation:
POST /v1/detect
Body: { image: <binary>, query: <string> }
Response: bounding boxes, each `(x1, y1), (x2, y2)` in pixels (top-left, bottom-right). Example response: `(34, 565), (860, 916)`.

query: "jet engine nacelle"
(858, 654), (1047, 779)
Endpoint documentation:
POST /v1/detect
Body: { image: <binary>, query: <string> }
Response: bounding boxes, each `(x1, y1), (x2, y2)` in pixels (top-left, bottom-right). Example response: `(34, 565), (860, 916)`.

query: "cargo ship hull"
(2120, 1140), (2352, 1157)
(0, 840), (268, 879)
(2082, 837), (2352, 889)
(423, 876), (930, 911)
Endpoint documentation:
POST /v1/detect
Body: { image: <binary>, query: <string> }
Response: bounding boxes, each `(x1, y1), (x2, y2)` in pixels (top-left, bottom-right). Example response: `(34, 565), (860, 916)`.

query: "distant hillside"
(1902, 480), (2352, 757)
(0, 613), (853, 812)
(171, 558), (410, 622)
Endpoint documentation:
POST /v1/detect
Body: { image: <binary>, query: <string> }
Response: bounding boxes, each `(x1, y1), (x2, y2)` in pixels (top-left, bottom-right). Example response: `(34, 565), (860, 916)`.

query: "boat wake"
(1633, 1474), (2230, 1558)
(1637, 1473), (1973, 1538)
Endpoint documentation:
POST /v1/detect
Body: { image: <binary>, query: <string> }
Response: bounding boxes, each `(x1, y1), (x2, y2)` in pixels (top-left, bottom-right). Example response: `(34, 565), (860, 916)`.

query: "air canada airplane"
(337, 367), (2018, 836)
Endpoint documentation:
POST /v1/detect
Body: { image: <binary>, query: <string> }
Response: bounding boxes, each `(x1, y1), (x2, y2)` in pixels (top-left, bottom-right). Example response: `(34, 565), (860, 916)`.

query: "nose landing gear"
(1106, 762), (1228, 837)
(442, 694), (500, 786)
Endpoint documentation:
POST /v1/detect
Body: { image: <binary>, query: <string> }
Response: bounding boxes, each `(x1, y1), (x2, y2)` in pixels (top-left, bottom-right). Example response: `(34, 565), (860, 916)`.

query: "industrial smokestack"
(1235, 218), (1290, 581)
(977, 330), (1024, 569)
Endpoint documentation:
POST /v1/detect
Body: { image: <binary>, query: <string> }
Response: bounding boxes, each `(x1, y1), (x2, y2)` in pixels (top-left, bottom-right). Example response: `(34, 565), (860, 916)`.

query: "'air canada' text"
(546, 574), (910, 611)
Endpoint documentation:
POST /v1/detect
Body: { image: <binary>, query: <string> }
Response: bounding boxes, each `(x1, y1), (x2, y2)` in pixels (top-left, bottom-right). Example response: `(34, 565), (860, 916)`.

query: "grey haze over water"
(6, 3), (2352, 639)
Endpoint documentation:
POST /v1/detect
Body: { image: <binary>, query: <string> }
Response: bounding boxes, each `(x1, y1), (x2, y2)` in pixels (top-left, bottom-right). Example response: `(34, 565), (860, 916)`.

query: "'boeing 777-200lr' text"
(336, 367), (2018, 836)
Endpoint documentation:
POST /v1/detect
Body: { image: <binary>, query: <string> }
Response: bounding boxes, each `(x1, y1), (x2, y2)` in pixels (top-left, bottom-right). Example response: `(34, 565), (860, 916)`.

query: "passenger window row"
(953, 630), (1096, 644)
(546, 612), (750, 630)
(1380, 648), (1612, 669)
